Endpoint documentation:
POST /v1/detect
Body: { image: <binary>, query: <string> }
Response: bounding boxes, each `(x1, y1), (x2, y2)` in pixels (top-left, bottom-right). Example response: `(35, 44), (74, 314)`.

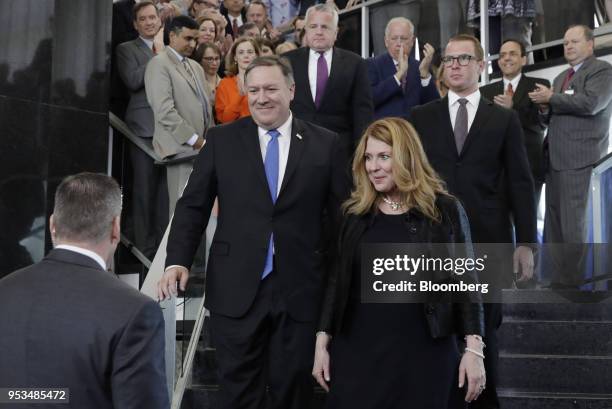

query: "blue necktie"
(262, 129), (280, 279)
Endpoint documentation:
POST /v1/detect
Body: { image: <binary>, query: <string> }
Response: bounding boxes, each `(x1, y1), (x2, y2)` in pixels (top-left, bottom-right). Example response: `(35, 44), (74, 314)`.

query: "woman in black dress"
(312, 118), (486, 408)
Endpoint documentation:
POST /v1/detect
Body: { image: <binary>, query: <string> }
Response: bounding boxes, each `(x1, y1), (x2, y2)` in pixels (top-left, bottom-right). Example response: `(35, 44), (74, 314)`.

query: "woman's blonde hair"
(343, 117), (448, 221)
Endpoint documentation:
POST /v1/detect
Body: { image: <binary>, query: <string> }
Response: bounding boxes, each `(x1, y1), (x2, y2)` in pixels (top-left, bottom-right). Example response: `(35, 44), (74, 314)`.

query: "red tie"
(506, 83), (514, 97)
(232, 18), (239, 37)
(152, 43), (157, 55)
(561, 68), (575, 91)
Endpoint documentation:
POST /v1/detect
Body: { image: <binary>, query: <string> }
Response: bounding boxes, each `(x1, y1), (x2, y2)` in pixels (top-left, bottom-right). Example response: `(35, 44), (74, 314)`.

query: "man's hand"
(513, 245), (534, 281)
(493, 93), (513, 109)
(153, 25), (165, 54)
(419, 43), (435, 78)
(157, 266), (190, 300)
(395, 44), (409, 83)
(312, 332), (332, 392)
(528, 83), (553, 105)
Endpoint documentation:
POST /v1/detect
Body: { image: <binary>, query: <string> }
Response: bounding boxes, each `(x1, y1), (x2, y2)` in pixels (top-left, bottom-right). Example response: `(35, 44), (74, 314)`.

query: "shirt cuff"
(394, 75), (401, 86)
(421, 75), (432, 87)
(186, 133), (199, 146)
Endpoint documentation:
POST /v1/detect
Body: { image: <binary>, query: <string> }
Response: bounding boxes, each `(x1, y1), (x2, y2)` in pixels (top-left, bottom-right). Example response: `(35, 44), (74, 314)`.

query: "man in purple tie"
(282, 3), (374, 157)
(158, 56), (350, 409)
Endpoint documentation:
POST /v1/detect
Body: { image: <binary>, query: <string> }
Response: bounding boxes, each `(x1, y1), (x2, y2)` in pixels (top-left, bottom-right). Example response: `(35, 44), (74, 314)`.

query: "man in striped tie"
(159, 55), (350, 409)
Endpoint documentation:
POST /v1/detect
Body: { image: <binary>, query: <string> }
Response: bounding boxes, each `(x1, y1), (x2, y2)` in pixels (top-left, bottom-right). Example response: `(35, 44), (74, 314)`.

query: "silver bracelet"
(465, 347), (485, 359)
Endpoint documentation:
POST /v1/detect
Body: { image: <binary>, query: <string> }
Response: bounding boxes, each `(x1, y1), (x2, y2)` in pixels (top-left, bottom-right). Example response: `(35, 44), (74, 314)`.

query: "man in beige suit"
(145, 15), (213, 215)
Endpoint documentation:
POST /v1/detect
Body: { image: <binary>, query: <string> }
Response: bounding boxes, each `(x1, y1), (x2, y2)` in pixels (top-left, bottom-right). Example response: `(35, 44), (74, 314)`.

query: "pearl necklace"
(381, 195), (404, 211)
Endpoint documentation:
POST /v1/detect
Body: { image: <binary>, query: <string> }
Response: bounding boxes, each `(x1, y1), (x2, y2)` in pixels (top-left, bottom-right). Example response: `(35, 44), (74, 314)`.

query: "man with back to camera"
(480, 39), (550, 208)
(157, 55), (350, 409)
(368, 16), (439, 120)
(0, 173), (168, 409)
(283, 3), (373, 156)
(529, 25), (612, 288)
(409, 34), (537, 409)
(145, 15), (213, 216)
(116, 0), (168, 259)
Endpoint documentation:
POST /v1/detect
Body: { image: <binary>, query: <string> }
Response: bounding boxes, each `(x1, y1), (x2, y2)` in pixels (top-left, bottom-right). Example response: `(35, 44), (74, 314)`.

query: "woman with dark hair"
(313, 117), (486, 409)
(193, 42), (222, 103)
(215, 37), (260, 123)
(254, 36), (275, 56)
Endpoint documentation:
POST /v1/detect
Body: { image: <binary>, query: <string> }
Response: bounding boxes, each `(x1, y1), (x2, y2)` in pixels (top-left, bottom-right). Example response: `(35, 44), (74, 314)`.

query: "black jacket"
(318, 195), (484, 339)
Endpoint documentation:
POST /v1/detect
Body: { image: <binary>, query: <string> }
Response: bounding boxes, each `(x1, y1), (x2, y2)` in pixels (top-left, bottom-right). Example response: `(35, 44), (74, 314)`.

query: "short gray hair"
(53, 173), (122, 244)
(385, 17), (414, 38)
(305, 3), (339, 30)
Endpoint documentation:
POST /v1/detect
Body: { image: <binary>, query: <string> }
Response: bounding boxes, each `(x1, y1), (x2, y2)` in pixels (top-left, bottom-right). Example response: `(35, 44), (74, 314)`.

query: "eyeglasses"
(441, 54), (478, 67)
(203, 56), (221, 62)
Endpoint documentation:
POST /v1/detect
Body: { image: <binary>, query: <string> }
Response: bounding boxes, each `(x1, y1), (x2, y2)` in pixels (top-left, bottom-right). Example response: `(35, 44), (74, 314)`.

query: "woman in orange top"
(215, 37), (260, 123)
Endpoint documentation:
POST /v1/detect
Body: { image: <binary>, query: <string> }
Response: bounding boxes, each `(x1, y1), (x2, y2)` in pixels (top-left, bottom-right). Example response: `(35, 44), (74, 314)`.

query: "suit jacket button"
(409, 226), (417, 234)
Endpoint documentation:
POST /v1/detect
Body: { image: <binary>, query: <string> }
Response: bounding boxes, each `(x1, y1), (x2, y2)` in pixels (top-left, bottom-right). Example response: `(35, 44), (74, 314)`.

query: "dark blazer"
(116, 37), (155, 138)
(480, 74), (550, 184)
(0, 249), (168, 409)
(543, 55), (612, 171)
(283, 46), (374, 152)
(166, 116), (351, 320)
(409, 96), (537, 245)
(368, 52), (439, 120)
(318, 195), (484, 338)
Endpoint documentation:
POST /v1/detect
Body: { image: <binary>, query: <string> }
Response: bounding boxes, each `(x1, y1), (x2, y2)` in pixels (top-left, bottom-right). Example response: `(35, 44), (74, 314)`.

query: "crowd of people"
(1, 0), (608, 408)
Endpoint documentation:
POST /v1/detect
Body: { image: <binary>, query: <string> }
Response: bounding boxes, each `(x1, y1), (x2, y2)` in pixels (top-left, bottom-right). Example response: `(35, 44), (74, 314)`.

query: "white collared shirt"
(448, 89), (481, 132)
(503, 73), (522, 94)
(55, 244), (107, 270)
(168, 46), (185, 62)
(308, 48), (333, 103)
(258, 113), (293, 196)
(229, 15), (244, 29)
(140, 36), (154, 50)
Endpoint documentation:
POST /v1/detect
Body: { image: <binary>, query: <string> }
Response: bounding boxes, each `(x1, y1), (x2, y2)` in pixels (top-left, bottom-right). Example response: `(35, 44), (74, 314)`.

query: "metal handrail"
(108, 112), (199, 166)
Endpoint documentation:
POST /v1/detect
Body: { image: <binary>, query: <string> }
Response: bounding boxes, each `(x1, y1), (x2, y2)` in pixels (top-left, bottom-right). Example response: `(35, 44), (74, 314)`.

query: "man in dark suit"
(410, 35), (537, 409)
(221, 0), (246, 39)
(111, 0), (138, 118)
(368, 16), (439, 120)
(283, 3), (373, 155)
(0, 173), (168, 409)
(481, 39), (550, 206)
(158, 56), (349, 409)
(116, 1), (168, 259)
(529, 25), (612, 288)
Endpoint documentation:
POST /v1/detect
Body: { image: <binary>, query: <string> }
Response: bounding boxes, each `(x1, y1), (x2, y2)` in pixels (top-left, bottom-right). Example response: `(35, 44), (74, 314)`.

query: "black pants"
(211, 272), (316, 409)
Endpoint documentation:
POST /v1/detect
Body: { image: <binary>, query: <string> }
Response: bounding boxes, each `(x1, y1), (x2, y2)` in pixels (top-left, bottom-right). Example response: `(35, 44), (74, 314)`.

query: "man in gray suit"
(0, 173), (168, 409)
(529, 25), (612, 287)
(145, 15), (213, 215)
(116, 1), (168, 258)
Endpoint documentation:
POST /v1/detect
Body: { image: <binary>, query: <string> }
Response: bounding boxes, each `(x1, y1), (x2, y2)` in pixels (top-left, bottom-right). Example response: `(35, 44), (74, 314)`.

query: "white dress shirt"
(258, 113), (293, 197)
(502, 73), (522, 94)
(448, 89), (481, 133)
(140, 36), (154, 50)
(55, 244), (107, 270)
(229, 14), (244, 29)
(308, 48), (333, 103)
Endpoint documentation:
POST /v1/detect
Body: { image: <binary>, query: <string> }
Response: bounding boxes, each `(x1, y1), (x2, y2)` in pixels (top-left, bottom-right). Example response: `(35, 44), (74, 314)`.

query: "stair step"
(498, 390), (612, 409)
(498, 320), (612, 355)
(503, 301), (612, 321)
(499, 354), (612, 394)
